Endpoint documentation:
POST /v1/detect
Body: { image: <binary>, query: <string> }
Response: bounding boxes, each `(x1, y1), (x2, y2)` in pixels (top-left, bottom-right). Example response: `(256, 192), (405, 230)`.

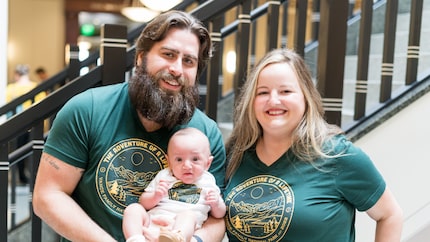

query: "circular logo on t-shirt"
(168, 182), (201, 204)
(96, 138), (167, 216)
(225, 175), (294, 241)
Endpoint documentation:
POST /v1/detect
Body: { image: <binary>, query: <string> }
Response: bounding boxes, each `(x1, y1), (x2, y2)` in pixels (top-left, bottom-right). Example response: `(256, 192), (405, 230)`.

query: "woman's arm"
(193, 216), (226, 242)
(33, 153), (116, 242)
(366, 187), (403, 242)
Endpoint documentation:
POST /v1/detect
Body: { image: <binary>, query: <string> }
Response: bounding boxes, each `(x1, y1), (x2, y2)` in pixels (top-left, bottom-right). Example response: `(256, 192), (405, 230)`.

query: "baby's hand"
(204, 189), (226, 218)
(154, 179), (170, 199)
(204, 189), (221, 207)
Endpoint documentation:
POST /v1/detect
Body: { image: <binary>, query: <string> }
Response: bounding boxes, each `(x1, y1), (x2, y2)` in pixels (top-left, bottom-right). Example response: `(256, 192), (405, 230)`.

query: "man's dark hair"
(134, 10), (213, 78)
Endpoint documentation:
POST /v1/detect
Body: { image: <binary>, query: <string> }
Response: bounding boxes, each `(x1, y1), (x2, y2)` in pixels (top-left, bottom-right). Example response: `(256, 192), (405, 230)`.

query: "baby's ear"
(206, 155), (214, 170)
(165, 154), (170, 167)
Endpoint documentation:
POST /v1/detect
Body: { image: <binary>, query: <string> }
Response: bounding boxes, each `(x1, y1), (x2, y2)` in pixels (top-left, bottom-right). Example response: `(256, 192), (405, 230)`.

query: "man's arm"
(193, 216), (226, 242)
(33, 153), (116, 242)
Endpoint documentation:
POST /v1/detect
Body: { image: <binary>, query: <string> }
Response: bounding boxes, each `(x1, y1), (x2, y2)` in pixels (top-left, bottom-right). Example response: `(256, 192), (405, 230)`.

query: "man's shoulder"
(89, 82), (127, 94)
(70, 82), (127, 103)
(189, 109), (216, 123)
(186, 109), (220, 134)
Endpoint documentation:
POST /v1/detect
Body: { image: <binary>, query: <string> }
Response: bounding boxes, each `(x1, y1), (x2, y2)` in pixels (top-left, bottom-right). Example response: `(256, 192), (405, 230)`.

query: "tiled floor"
(8, 184), (31, 230)
(8, 181), (60, 241)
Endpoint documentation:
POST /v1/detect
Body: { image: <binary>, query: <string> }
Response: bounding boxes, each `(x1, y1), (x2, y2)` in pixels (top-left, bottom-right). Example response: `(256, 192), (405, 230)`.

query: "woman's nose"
(268, 90), (281, 104)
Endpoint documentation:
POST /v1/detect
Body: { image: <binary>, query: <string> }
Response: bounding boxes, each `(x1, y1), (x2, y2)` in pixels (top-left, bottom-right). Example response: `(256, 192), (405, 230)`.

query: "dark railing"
(1, 0), (430, 241)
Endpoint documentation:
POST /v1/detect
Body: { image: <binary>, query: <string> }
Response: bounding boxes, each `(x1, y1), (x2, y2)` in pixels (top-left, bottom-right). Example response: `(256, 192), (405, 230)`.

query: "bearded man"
(33, 10), (226, 242)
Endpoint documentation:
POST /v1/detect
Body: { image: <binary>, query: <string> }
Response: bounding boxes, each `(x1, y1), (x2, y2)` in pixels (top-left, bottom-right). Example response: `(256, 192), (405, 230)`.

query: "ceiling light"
(226, 51), (236, 74)
(121, 6), (159, 22)
(140, 0), (182, 12)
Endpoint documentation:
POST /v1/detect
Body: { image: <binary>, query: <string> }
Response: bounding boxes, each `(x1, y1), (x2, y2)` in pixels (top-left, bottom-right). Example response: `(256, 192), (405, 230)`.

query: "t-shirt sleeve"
(43, 90), (94, 169)
(206, 123), (226, 190)
(145, 169), (165, 192)
(199, 171), (221, 195)
(334, 137), (386, 211)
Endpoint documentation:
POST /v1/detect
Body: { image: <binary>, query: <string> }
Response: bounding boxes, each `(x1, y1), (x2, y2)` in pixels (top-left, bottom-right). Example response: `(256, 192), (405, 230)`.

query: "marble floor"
(8, 183), (31, 230)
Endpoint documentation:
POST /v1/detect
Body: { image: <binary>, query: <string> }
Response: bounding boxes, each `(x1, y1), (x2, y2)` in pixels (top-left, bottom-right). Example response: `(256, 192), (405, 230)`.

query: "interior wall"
(0, 1), (8, 109)
(354, 91), (430, 242)
(8, 0), (65, 84)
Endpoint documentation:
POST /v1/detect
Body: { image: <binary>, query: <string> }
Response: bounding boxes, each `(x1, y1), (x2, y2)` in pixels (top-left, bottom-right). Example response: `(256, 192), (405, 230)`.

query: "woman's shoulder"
(326, 135), (372, 165)
(323, 134), (350, 154)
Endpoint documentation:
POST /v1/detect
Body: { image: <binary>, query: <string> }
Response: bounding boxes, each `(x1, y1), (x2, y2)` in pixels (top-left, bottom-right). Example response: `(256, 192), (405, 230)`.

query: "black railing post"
(266, 1), (281, 51)
(68, 45), (80, 82)
(10, 162), (17, 229)
(100, 24), (128, 86)
(0, 142), (8, 242)
(405, 0), (423, 85)
(380, 0), (398, 102)
(311, 0), (321, 42)
(354, 0), (373, 120)
(206, 16), (223, 120)
(280, 2), (288, 47)
(317, 0), (348, 126)
(292, 0), (307, 56)
(30, 121), (44, 242)
(234, 0), (252, 99)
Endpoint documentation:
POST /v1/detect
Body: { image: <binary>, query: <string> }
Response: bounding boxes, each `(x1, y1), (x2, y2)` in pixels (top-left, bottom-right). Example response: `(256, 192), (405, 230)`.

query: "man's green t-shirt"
(44, 82), (226, 241)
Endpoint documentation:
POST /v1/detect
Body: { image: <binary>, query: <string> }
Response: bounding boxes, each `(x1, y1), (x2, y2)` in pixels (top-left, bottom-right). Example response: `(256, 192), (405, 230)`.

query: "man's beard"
(129, 64), (200, 130)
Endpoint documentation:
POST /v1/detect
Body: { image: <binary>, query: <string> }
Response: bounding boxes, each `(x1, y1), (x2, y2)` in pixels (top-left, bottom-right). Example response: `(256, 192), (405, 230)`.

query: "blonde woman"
(224, 48), (403, 241)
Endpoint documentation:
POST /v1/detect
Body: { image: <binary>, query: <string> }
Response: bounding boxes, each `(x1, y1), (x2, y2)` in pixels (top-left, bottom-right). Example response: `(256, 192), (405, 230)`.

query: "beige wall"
(1, 1), (8, 108)
(8, 0), (65, 83)
(354, 91), (430, 242)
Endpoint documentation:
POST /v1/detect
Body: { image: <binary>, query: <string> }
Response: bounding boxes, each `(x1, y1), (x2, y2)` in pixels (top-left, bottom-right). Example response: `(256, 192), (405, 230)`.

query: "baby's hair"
(170, 128), (208, 145)
(169, 128), (211, 155)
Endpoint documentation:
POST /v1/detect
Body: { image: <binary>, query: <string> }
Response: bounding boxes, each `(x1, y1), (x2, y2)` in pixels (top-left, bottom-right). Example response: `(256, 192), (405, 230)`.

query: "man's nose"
(168, 58), (183, 78)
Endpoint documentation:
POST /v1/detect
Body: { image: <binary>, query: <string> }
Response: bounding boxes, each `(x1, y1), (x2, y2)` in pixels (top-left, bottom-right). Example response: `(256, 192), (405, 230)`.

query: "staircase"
(342, 0), (430, 126)
(344, 1), (430, 241)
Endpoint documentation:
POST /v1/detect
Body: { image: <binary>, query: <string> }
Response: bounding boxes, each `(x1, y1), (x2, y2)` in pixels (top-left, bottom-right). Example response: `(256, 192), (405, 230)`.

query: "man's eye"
(163, 52), (174, 58)
(184, 58), (196, 66)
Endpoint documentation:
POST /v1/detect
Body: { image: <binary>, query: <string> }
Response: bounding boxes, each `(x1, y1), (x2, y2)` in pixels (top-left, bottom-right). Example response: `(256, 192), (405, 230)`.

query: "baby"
(122, 127), (226, 242)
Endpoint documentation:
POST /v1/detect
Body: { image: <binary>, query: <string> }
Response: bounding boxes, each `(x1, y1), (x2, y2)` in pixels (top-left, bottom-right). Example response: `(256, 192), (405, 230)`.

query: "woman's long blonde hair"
(225, 49), (343, 180)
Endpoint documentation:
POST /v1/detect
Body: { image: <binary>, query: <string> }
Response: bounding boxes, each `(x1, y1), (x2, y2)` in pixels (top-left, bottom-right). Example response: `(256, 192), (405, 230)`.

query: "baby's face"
(167, 134), (211, 184)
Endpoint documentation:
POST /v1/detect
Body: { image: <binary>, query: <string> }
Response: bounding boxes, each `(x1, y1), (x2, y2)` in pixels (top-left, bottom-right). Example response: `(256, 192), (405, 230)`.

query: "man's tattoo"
(46, 157), (60, 170)
(45, 155), (84, 174)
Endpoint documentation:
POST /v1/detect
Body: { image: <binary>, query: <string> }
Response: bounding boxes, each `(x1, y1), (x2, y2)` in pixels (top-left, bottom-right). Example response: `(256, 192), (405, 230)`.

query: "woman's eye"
(257, 91), (268, 96)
